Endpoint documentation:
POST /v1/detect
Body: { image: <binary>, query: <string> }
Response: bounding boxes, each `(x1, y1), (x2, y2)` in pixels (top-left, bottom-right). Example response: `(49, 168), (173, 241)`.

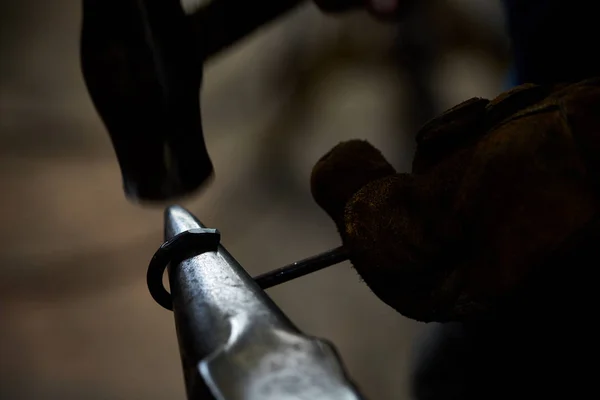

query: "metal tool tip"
(164, 204), (188, 220)
(164, 205), (204, 239)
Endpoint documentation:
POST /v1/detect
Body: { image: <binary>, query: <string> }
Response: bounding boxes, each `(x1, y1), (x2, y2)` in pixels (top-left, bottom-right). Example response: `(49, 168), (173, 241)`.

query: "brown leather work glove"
(311, 78), (600, 323)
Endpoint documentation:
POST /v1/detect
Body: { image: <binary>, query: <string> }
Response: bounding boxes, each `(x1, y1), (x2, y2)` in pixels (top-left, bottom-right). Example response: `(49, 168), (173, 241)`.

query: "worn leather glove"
(311, 78), (600, 323)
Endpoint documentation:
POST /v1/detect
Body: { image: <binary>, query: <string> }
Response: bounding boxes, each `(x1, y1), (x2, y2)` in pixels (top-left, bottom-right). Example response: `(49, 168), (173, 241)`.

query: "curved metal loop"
(147, 228), (221, 310)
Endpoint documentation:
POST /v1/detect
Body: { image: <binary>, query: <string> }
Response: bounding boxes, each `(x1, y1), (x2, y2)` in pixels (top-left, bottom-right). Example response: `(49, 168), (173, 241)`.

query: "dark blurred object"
(155, 205), (364, 400)
(314, 0), (362, 13)
(503, 0), (599, 85)
(80, 0), (301, 203)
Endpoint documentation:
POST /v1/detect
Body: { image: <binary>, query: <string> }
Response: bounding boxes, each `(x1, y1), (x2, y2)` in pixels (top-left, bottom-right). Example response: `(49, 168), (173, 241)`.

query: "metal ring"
(147, 228), (221, 311)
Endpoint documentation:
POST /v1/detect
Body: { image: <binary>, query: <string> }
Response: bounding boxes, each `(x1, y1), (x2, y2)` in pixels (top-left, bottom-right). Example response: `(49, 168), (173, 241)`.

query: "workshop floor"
(0, 1), (506, 399)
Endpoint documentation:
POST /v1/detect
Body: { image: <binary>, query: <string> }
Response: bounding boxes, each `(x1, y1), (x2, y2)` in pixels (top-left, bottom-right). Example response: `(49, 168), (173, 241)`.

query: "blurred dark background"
(0, 1), (508, 399)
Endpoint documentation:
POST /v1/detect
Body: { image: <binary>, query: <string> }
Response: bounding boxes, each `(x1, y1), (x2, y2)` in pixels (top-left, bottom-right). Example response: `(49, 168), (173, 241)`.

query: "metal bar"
(254, 246), (350, 289)
(165, 205), (365, 400)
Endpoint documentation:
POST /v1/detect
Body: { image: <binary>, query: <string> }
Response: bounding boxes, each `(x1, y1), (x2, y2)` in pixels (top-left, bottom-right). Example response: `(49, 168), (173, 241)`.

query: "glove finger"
(412, 97), (489, 174)
(343, 173), (462, 322)
(310, 140), (396, 226)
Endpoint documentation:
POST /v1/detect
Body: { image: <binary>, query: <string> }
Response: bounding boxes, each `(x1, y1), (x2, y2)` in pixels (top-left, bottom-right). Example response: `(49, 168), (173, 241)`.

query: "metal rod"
(164, 205), (365, 400)
(254, 246), (350, 289)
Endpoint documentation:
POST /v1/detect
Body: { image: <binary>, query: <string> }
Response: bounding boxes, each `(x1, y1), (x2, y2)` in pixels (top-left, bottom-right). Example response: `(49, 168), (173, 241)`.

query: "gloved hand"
(311, 78), (600, 323)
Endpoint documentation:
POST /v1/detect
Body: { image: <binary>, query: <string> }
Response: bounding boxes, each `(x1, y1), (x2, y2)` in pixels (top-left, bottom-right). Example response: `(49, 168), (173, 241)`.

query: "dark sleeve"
(503, 0), (599, 85)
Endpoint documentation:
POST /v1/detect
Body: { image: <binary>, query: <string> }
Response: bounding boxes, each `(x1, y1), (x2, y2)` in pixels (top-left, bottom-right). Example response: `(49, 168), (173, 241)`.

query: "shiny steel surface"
(165, 205), (365, 400)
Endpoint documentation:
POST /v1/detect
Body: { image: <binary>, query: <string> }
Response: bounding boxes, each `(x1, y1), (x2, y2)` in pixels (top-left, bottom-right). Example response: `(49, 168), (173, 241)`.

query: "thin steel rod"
(254, 246), (350, 289)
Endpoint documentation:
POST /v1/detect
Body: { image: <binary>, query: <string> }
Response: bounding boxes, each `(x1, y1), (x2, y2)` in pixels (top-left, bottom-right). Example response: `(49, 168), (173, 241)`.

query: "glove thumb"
(310, 140), (396, 228)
